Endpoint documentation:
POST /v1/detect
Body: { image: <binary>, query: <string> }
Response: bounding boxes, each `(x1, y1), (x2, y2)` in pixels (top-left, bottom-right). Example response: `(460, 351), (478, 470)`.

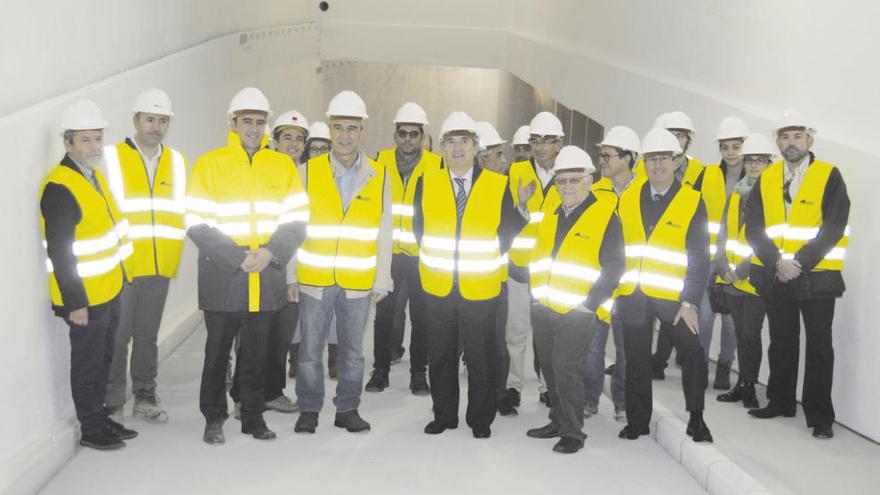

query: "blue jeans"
(699, 290), (736, 365)
(295, 286), (371, 413)
(583, 315), (626, 410)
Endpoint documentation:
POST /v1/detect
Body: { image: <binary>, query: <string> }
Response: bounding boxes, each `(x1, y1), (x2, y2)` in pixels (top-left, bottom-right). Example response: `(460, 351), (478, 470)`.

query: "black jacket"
(744, 153), (850, 300)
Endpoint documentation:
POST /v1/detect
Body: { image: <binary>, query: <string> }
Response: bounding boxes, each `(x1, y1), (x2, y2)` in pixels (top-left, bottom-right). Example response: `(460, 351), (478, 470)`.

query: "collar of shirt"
(783, 156), (810, 182)
(534, 160), (555, 189)
(560, 194), (593, 217)
(450, 166), (474, 195)
(614, 175), (635, 196)
(132, 138), (163, 180)
(68, 155), (95, 182)
(650, 184), (672, 198)
(330, 150), (364, 177)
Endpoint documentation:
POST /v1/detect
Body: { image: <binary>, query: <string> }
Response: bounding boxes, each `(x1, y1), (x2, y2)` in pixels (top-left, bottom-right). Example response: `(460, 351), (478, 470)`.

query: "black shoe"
(409, 372), (430, 396)
(651, 362), (666, 380)
(506, 388), (521, 407)
(105, 418), (138, 440)
(688, 418), (714, 443)
(424, 420), (457, 434)
(203, 420), (225, 445)
(812, 424), (834, 439)
(295, 411), (319, 433)
(618, 424), (649, 440)
(80, 432), (126, 450)
(605, 364), (616, 376)
(335, 410), (371, 432)
(717, 382), (745, 403)
(748, 403), (796, 419)
(327, 344), (338, 380)
(242, 421), (277, 440)
(472, 425), (491, 438)
(497, 397), (519, 417)
(527, 423), (560, 439)
(539, 392), (551, 408)
(288, 343), (299, 378)
(740, 382), (760, 409)
(713, 361), (732, 390)
(553, 436), (584, 454)
(365, 369), (389, 392)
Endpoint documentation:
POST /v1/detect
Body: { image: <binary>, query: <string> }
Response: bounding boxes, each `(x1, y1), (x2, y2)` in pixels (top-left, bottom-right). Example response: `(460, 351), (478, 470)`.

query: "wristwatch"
(680, 301), (697, 310)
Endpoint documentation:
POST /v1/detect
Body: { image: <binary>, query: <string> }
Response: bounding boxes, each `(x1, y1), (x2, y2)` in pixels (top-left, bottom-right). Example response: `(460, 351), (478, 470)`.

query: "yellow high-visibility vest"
(297, 152), (385, 290)
(530, 196), (617, 320)
(104, 141), (186, 278)
(699, 164), (728, 261)
(376, 148), (441, 256)
(754, 160), (848, 271)
(419, 165), (507, 300)
(41, 166), (134, 307)
(186, 131), (310, 311)
(721, 192), (757, 295)
(507, 160), (547, 267)
(617, 183), (702, 301)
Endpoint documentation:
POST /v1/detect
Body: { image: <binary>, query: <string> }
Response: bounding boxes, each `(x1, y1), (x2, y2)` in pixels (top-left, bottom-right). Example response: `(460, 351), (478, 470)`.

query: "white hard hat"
(228, 87), (272, 117)
(775, 108), (816, 136)
(651, 112), (670, 130)
(439, 111), (477, 139)
(529, 111), (565, 137)
(511, 125), (531, 146)
(475, 121), (506, 149)
(716, 116), (750, 141)
(393, 102), (428, 125)
(60, 99), (108, 134)
(272, 110), (309, 134)
(326, 90), (369, 120)
(641, 128), (682, 155)
(552, 145), (595, 174)
(740, 133), (778, 157)
(664, 110), (695, 133)
(307, 121), (331, 141)
(132, 88), (174, 117)
(598, 125), (640, 154)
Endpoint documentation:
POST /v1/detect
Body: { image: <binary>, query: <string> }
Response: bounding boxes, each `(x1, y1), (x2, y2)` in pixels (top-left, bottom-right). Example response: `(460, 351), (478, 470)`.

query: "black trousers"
(495, 282), (510, 402)
(652, 322), (675, 366)
(727, 294), (765, 383)
(231, 302), (299, 403)
(621, 297), (707, 431)
(425, 289), (497, 429)
(533, 305), (597, 441)
(67, 296), (121, 436)
(373, 254), (428, 373)
(201, 311), (273, 426)
(764, 289), (836, 426)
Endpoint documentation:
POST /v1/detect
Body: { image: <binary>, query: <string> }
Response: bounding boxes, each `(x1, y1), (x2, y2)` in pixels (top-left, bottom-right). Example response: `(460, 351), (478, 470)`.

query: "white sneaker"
(265, 395), (299, 413)
(233, 402), (241, 420)
(584, 404), (599, 418)
(133, 396), (169, 424)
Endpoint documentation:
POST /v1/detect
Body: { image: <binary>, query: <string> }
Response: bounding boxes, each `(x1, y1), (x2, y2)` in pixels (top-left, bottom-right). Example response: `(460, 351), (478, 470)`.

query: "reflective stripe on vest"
(296, 153), (384, 290)
(617, 183), (702, 301)
(419, 166), (507, 300)
(755, 160), (848, 271)
(378, 148), (441, 255)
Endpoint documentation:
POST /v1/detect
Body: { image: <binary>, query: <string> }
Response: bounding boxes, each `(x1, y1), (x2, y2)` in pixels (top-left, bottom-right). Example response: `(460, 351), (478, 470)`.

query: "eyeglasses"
(554, 175), (587, 186)
(597, 152), (624, 162)
(396, 129), (422, 140)
(308, 145), (330, 156)
(528, 137), (561, 147)
(743, 156), (771, 166)
(645, 155), (673, 165)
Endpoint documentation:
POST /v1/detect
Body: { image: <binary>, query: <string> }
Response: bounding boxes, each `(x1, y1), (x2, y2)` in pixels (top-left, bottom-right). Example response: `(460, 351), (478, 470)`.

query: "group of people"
(39, 85), (849, 455)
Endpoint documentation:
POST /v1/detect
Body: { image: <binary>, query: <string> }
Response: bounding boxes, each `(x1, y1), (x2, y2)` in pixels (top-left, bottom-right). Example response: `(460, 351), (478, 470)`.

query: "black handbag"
(707, 283), (731, 314)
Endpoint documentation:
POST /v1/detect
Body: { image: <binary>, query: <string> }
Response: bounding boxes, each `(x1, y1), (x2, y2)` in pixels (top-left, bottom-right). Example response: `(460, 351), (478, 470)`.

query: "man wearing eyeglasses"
(365, 102), (441, 396)
(525, 146), (625, 454)
(413, 112), (530, 439)
(500, 112), (562, 416)
(616, 128), (713, 443)
(744, 110), (850, 440)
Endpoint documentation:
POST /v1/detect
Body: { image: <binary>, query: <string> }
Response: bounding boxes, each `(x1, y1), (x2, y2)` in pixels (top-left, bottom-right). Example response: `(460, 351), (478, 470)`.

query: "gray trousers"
(532, 304), (598, 442)
(105, 275), (170, 408)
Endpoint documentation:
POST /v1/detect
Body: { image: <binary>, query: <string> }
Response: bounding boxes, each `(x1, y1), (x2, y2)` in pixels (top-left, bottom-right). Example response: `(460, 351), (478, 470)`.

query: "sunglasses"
(396, 129), (422, 140)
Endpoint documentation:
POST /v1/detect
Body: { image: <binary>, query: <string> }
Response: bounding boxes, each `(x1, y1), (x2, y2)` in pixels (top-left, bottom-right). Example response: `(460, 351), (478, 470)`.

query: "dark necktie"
(652, 193), (662, 202)
(783, 179), (793, 204)
(454, 177), (467, 218)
